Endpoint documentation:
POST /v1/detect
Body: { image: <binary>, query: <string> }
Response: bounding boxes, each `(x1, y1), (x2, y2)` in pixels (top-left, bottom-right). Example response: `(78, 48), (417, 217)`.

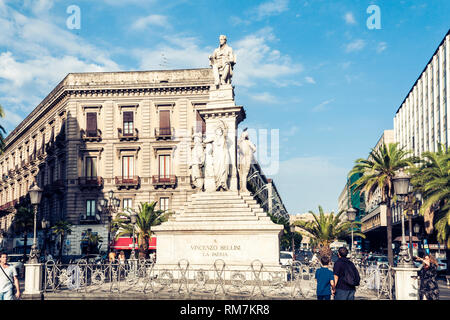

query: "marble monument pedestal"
(152, 191), (284, 278)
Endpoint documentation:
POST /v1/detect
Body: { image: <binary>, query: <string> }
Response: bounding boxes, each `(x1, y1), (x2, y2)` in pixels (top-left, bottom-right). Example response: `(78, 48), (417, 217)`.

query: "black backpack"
(342, 260), (360, 287)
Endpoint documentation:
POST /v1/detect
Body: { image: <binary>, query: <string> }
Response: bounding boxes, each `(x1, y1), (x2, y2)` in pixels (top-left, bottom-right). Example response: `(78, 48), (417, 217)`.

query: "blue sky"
(0, 0), (449, 214)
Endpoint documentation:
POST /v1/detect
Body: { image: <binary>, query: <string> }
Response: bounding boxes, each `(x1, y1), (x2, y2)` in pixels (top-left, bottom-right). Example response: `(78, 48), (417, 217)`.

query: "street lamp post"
(24, 179), (43, 297)
(28, 182), (43, 263)
(392, 170), (414, 267)
(41, 218), (50, 258)
(290, 225), (295, 262)
(392, 170), (422, 300)
(413, 223), (420, 253)
(99, 190), (120, 255)
(130, 211), (138, 260)
(346, 207), (357, 259)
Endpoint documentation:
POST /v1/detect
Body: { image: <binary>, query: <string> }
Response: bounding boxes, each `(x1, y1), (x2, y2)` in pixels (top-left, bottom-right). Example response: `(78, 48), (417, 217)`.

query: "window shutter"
(86, 113), (97, 136)
(159, 110), (170, 129)
(196, 111), (206, 134)
(123, 111), (134, 122)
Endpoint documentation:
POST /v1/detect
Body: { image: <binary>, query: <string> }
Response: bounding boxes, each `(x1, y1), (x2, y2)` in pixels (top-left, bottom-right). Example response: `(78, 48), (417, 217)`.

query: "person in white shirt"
(0, 252), (21, 300)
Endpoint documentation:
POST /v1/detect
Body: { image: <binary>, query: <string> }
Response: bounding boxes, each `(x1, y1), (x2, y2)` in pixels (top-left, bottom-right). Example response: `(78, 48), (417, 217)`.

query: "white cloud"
(377, 42), (388, 53)
(101, 0), (154, 6)
(305, 76), (316, 84)
(255, 0), (289, 20)
(233, 28), (303, 87)
(133, 28), (303, 88)
(249, 92), (277, 104)
(312, 98), (334, 112)
(269, 156), (348, 213)
(344, 12), (356, 25)
(133, 35), (209, 70)
(346, 39), (366, 52)
(0, 3), (121, 131)
(131, 14), (170, 30)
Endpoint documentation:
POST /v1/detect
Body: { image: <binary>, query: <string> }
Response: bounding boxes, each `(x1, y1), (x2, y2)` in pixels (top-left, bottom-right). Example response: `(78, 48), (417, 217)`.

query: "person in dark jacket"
(416, 254), (440, 300)
(333, 247), (359, 300)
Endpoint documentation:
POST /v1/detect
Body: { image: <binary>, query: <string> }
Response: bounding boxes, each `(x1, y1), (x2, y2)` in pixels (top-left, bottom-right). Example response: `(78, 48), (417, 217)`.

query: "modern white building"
(394, 30), (450, 156)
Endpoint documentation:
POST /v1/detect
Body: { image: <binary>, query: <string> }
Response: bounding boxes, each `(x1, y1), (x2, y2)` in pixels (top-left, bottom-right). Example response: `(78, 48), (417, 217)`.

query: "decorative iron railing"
(42, 259), (393, 299)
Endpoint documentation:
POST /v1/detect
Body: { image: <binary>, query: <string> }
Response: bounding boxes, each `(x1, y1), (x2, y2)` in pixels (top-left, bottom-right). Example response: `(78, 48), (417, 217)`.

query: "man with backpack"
(333, 247), (360, 300)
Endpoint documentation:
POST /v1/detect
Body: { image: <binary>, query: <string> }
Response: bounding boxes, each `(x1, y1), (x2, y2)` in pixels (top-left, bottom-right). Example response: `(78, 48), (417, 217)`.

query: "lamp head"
(29, 182), (43, 206)
(393, 170), (411, 197)
(346, 207), (357, 221)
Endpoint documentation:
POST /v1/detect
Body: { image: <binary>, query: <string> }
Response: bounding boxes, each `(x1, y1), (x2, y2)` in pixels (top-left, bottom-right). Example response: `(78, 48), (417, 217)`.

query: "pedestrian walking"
(415, 254), (440, 300)
(314, 255), (335, 300)
(333, 247), (360, 300)
(118, 251), (126, 265)
(109, 250), (116, 263)
(0, 252), (21, 300)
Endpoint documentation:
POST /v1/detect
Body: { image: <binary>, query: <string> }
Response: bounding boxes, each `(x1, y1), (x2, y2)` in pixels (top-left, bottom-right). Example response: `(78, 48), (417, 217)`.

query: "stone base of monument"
(152, 191), (285, 278)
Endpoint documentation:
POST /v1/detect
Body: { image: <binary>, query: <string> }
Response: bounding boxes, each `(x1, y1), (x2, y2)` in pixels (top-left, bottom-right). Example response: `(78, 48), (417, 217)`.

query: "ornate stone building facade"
(0, 68), (287, 255)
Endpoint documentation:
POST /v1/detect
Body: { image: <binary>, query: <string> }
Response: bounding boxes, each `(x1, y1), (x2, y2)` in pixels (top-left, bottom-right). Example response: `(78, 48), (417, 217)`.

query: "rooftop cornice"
(4, 69), (214, 149)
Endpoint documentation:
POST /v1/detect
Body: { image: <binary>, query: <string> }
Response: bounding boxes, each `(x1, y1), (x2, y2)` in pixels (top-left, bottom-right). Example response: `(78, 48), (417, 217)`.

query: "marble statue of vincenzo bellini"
(209, 35), (236, 87)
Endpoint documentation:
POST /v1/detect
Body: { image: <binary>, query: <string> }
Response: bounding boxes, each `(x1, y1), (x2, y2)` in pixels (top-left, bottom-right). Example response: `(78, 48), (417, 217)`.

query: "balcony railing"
(155, 127), (174, 140)
(78, 176), (104, 189)
(37, 147), (46, 159)
(152, 175), (177, 189)
(81, 129), (102, 142)
(118, 128), (139, 141)
(44, 179), (66, 193)
(29, 153), (36, 164)
(0, 200), (18, 212)
(115, 176), (140, 189)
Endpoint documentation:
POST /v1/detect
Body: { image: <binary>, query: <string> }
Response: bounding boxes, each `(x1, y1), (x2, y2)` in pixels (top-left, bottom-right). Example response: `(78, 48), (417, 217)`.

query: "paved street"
(17, 275), (450, 300)
(438, 277), (450, 300)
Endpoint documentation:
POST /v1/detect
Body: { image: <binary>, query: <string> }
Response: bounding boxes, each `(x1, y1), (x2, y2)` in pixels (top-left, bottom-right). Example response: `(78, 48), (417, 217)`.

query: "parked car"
(368, 255), (390, 269)
(73, 254), (105, 265)
(6, 254), (26, 277)
(296, 250), (313, 263)
(437, 258), (447, 274)
(280, 251), (293, 267)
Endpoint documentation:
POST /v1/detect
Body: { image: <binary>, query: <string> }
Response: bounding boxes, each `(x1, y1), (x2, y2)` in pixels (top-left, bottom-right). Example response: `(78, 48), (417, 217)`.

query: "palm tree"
(410, 145), (450, 246)
(267, 212), (302, 251)
(81, 229), (103, 254)
(51, 220), (72, 262)
(294, 205), (364, 258)
(113, 201), (171, 259)
(13, 206), (34, 261)
(0, 104), (6, 153)
(349, 142), (418, 267)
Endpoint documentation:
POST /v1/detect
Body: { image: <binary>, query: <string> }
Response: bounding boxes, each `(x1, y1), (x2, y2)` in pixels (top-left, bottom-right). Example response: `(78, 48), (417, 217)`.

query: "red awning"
(111, 237), (156, 250)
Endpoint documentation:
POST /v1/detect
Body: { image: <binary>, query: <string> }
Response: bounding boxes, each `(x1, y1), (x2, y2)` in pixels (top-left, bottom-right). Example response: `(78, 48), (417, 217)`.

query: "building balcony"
(44, 179), (66, 194)
(37, 147), (46, 160)
(81, 129), (102, 142)
(152, 175), (177, 189)
(155, 127), (174, 140)
(0, 200), (18, 213)
(118, 128), (139, 141)
(29, 153), (37, 164)
(79, 214), (101, 224)
(21, 159), (29, 169)
(78, 176), (104, 189)
(115, 176), (140, 189)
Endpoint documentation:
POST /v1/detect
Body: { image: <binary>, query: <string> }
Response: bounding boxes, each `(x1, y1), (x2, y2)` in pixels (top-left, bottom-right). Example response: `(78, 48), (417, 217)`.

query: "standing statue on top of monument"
(205, 120), (230, 191)
(190, 132), (205, 191)
(238, 128), (256, 192)
(209, 35), (236, 87)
